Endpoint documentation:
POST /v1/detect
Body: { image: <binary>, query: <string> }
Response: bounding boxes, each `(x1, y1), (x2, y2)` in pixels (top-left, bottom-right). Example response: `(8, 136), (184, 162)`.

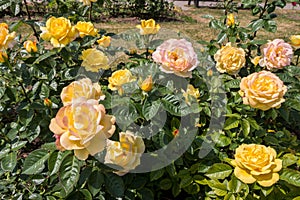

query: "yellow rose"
(136, 19), (160, 35)
(290, 35), (300, 48)
(231, 144), (282, 187)
(0, 23), (16, 50)
(182, 84), (200, 105)
(214, 43), (246, 75)
(105, 131), (145, 176)
(108, 69), (136, 95)
(140, 75), (153, 92)
(0, 51), (7, 63)
(97, 36), (111, 47)
(81, 48), (109, 72)
(49, 99), (116, 160)
(24, 40), (38, 53)
(239, 70), (287, 111)
(60, 78), (105, 106)
(79, 0), (97, 6)
(75, 21), (98, 38)
(40, 16), (78, 48)
(251, 56), (262, 66)
(226, 13), (235, 27)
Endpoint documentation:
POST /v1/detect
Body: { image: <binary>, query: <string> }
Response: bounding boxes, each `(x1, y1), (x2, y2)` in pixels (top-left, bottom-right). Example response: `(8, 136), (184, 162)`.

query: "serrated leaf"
(49, 150), (71, 176)
(205, 163), (233, 180)
(282, 153), (298, 168)
(180, 176), (193, 188)
(241, 119), (250, 137)
(280, 168), (300, 187)
(150, 169), (164, 181)
(142, 99), (161, 121)
(224, 119), (240, 130)
(33, 51), (57, 64)
(1, 152), (17, 172)
(104, 173), (125, 197)
(225, 79), (241, 89)
(22, 149), (50, 175)
(208, 180), (228, 196)
(59, 155), (81, 197)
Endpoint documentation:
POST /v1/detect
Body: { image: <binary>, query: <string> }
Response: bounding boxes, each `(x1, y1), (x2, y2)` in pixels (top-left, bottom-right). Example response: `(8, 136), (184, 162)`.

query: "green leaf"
(22, 149), (50, 175)
(247, 118), (260, 130)
(104, 173), (125, 197)
(88, 170), (104, 196)
(241, 119), (250, 137)
(180, 176), (193, 188)
(172, 182), (181, 197)
(280, 168), (300, 187)
(160, 178), (172, 190)
(142, 99), (161, 121)
(150, 169), (165, 181)
(33, 51), (57, 64)
(205, 163), (233, 180)
(225, 79), (241, 89)
(161, 96), (181, 116)
(183, 182), (200, 194)
(138, 188), (154, 200)
(79, 189), (92, 200)
(48, 150), (71, 176)
(11, 141), (27, 151)
(282, 154), (298, 168)
(224, 119), (240, 130)
(250, 19), (264, 32)
(208, 180), (228, 196)
(1, 152), (17, 172)
(59, 155), (81, 197)
(217, 31), (227, 44)
(0, 146), (10, 160)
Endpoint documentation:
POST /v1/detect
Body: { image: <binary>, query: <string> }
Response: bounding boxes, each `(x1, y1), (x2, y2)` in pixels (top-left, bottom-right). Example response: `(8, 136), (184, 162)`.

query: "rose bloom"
(105, 131), (145, 176)
(49, 99), (116, 160)
(75, 21), (98, 38)
(231, 144), (282, 187)
(182, 84), (200, 105)
(259, 39), (293, 70)
(136, 19), (160, 35)
(290, 35), (300, 48)
(79, 0), (97, 6)
(226, 13), (235, 27)
(214, 43), (245, 75)
(97, 36), (111, 48)
(0, 23), (16, 50)
(81, 48), (109, 72)
(24, 40), (38, 53)
(239, 70), (287, 111)
(40, 16), (78, 48)
(152, 38), (198, 77)
(0, 51), (7, 63)
(140, 75), (153, 92)
(108, 69), (136, 95)
(61, 78), (105, 106)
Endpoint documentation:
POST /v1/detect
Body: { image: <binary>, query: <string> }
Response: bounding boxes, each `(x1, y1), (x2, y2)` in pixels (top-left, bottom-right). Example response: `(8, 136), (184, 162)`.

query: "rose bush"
(0, 1), (300, 199)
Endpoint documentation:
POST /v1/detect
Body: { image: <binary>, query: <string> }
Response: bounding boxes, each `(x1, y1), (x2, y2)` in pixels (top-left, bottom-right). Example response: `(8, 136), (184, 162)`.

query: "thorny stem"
(253, 0), (269, 38)
(89, 3), (93, 21)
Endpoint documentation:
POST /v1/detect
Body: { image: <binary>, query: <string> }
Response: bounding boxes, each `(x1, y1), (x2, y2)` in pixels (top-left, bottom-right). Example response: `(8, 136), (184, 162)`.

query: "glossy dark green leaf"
(205, 163), (233, 180)
(22, 149), (50, 175)
(1, 152), (17, 172)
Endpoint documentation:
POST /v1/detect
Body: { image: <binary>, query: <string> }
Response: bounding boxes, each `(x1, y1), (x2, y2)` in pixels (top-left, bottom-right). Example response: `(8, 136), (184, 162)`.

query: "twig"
(23, 0), (31, 19)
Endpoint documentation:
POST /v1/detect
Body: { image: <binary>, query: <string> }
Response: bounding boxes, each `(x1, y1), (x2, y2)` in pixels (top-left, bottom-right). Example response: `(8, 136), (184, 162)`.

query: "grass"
(1, 4), (300, 43)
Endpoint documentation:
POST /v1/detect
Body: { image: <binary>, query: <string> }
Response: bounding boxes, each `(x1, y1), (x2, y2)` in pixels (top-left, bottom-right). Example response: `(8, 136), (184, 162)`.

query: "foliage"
(0, 0), (300, 199)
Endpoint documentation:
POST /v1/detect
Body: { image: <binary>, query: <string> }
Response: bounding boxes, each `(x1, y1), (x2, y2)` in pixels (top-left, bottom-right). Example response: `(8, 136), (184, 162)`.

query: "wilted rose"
(49, 99), (115, 160)
(60, 78), (105, 106)
(81, 48), (109, 72)
(152, 38), (198, 77)
(231, 144), (282, 187)
(108, 69), (136, 95)
(40, 16), (78, 48)
(105, 131), (145, 176)
(259, 39), (293, 70)
(239, 70), (287, 111)
(97, 36), (111, 47)
(214, 43), (246, 75)
(24, 40), (38, 53)
(75, 21), (98, 38)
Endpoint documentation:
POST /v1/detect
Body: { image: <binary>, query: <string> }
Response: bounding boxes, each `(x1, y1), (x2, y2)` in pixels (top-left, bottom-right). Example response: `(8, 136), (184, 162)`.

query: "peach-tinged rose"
(0, 51), (7, 63)
(97, 36), (111, 47)
(75, 21), (98, 38)
(239, 70), (287, 111)
(136, 19), (160, 35)
(49, 99), (116, 160)
(259, 39), (293, 70)
(152, 38), (198, 77)
(79, 0), (97, 6)
(214, 43), (245, 75)
(140, 75), (153, 92)
(81, 48), (109, 72)
(231, 144), (282, 187)
(290, 35), (300, 48)
(61, 78), (105, 106)
(105, 131), (145, 176)
(40, 16), (78, 48)
(108, 69), (136, 95)
(24, 40), (38, 53)
(182, 84), (200, 104)
(0, 23), (16, 50)
(226, 13), (235, 27)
